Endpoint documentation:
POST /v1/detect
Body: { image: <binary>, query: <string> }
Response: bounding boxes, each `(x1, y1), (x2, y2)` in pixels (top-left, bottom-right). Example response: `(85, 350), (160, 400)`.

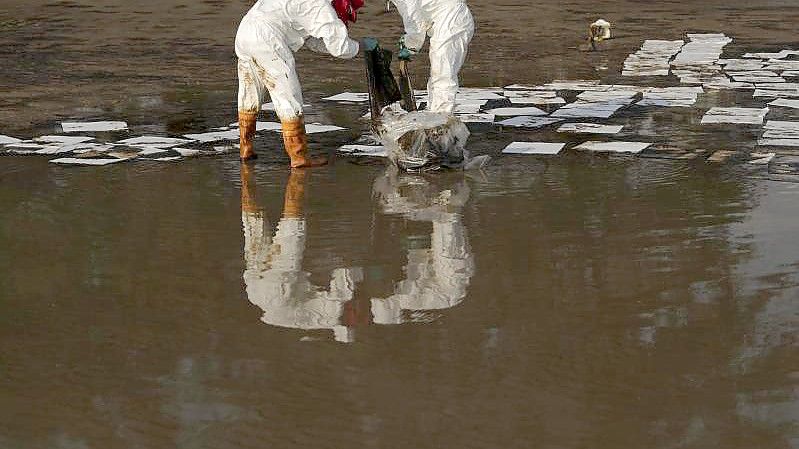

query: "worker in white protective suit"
(369, 168), (475, 324)
(389, 0), (475, 114)
(235, 0), (364, 165)
(240, 164), (364, 342)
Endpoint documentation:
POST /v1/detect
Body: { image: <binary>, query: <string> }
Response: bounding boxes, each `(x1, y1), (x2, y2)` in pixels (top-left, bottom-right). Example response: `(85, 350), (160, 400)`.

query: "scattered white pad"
(743, 50), (799, 59)
(550, 101), (630, 119)
(622, 40), (685, 77)
(557, 123), (623, 134)
(534, 80), (602, 91)
(60, 121), (128, 132)
(34, 135), (94, 145)
(338, 144), (388, 157)
(322, 92), (369, 102)
(305, 123), (346, 133)
(453, 103), (482, 114)
(486, 106), (547, 117)
(0, 134), (22, 145)
(575, 141), (652, 154)
(174, 148), (201, 157)
(459, 113), (496, 123)
(502, 142), (566, 155)
(769, 98), (799, 109)
(497, 116), (562, 128)
(50, 157), (126, 166)
(503, 90), (566, 105)
(183, 129), (240, 142)
(700, 107), (769, 125)
(115, 136), (194, 147)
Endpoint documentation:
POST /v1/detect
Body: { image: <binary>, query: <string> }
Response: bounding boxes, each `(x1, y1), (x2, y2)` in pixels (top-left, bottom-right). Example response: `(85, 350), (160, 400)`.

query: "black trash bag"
(363, 38), (402, 121)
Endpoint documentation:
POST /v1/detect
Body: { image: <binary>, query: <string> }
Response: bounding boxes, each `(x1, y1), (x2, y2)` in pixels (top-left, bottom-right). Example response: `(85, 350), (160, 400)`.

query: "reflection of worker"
(240, 164), (363, 342)
(235, 0), (363, 165)
(370, 168), (475, 324)
(390, 0), (475, 114)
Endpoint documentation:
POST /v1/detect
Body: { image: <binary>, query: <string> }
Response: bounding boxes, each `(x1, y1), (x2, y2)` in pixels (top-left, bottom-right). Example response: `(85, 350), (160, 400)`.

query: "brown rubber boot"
(239, 111), (258, 161)
(283, 169), (307, 218)
(240, 162), (259, 214)
(281, 116), (327, 168)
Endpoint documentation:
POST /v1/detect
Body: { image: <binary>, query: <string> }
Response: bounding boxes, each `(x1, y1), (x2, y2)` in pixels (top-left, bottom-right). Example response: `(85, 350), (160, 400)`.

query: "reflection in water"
(370, 168), (475, 325)
(241, 164), (363, 343)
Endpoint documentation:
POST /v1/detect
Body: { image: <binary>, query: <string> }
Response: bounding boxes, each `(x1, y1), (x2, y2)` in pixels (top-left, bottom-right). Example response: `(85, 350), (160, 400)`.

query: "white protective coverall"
(369, 169), (475, 324)
(390, 0), (475, 114)
(241, 169), (363, 343)
(235, 0), (360, 119)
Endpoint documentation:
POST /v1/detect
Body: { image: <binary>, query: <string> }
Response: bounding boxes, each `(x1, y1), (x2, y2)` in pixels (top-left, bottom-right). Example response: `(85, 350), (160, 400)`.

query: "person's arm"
(392, 0), (428, 51)
(292, 0), (359, 58)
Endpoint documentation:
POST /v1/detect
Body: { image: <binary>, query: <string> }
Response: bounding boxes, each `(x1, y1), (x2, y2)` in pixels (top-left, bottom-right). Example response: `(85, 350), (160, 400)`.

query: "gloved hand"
(361, 37), (379, 53)
(398, 36), (416, 61)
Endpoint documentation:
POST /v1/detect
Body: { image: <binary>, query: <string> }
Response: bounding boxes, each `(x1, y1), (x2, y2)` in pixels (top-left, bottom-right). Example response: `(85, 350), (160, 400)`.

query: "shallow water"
(2, 1), (799, 448)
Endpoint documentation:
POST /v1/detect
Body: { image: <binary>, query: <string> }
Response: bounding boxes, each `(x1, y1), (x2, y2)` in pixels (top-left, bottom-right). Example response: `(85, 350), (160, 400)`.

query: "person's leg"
(427, 7), (474, 114)
(237, 59), (266, 160)
(251, 48), (326, 168)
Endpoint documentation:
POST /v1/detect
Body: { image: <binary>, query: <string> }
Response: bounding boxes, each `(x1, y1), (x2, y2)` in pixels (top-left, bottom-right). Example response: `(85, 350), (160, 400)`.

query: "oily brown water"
(2, 1), (799, 448)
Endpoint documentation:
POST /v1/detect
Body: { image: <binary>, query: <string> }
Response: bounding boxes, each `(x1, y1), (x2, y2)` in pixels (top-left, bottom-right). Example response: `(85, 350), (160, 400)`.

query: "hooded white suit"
(390, 0), (475, 114)
(235, 0), (360, 119)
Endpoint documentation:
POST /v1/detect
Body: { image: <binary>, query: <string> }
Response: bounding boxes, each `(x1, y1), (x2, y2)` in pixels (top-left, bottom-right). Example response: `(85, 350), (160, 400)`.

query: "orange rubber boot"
(281, 116), (327, 168)
(239, 111), (258, 161)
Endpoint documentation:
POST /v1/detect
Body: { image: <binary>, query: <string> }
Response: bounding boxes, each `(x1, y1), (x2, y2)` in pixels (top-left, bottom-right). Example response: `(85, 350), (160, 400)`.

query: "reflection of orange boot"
(239, 111), (258, 161)
(240, 163), (259, 213)
(283, 169), (307, 218)
(281, 116), (327, 168)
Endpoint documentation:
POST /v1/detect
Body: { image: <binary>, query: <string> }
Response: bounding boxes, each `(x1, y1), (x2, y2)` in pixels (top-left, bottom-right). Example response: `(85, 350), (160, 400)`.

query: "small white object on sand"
(60, 121), (128, 132)
(501, 142), (566, 155)
(574, 141), (652, 154)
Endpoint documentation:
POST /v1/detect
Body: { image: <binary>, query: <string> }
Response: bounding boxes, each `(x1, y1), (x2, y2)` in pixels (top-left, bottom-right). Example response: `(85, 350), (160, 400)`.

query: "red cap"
(332, 0), (364, 26)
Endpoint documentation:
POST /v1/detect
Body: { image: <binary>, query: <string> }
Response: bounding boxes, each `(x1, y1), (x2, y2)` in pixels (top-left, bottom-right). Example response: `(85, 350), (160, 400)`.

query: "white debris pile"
(375, 108), (471, 171)
(759, 121), (799, 147)
(671, 33), (733, 86)
(700, 107), (769, 125)
(637, 86), (703, 107)
(622, 40), (685, 76)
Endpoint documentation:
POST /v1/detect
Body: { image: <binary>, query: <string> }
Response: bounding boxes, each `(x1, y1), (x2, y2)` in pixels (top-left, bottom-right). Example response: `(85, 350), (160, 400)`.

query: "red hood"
(332, 0), (364, 27)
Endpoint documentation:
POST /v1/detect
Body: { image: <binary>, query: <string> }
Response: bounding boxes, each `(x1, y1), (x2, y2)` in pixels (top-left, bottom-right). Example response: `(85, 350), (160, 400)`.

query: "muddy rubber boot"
(240, 163), (258, 213)
(239, 111), (258, 161)
(281, 116), (327, 168)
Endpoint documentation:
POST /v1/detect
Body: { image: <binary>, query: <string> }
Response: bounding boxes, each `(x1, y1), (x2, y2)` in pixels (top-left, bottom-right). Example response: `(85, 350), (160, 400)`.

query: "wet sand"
(2, 1), (799, 448)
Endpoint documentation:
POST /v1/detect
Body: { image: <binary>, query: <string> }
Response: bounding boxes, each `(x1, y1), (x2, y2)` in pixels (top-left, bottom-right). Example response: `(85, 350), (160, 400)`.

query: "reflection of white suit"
(370, 169), (475, 324)
(241, 170), (362, 342)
